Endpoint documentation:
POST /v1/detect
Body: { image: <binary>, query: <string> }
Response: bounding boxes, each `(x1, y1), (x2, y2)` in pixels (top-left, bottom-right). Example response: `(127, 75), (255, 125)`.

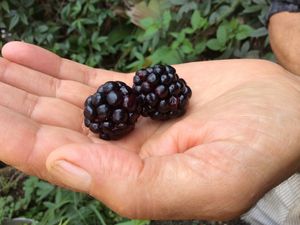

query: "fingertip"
(1, 41), (61, 76)
(48, 143), (165, 219)
(46, 144), (93, 193)
(1, 41), (23, 58)
(1, 41), (45, 64)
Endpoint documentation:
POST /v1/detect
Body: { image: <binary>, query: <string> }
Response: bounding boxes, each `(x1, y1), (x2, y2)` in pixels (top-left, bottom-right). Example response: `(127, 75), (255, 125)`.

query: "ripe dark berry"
(133, 65), (192, 120)
(84, 81), (140, 140)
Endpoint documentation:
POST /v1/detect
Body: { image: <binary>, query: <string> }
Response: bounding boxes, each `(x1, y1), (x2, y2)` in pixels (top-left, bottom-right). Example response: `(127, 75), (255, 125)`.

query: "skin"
(269, 12), (300, 76)
(1, 41), (300, 220)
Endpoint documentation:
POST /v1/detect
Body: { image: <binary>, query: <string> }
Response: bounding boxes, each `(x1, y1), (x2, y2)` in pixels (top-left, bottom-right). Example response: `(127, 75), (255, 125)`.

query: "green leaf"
(181, 39), (193, 54)
(162, 10), (171, 30)
(19, 13), (28, 25)
(88, 204), (107, 225)
(98, 14), (104, 26)
(236, 24), (254, 40)
(81, 18), (96, 25)
(37, 25), (48, 33)
(107, 26), (131, 45)
(209, 12), (219, 25)
(242, 5), (262, 13)
(92, 43), (101, 51)
(191, 10), (206, 30)
(203, 0), (212, 16)
(182, 27), (195, 34)
(9, 14), (19, 30)
(251, 27), (268, 38)
(178, 2), (197, 19)
(88, 4), (96, 12)
(241, 41), (250, 55)
(71, 1), (82, 17)
(195, 41), (206, 54)
(36, 181), (55, 202)
(97, 36), (107, 43)
(143, 25), (159, 39)
(171, 31), (185, 42)
(216, 25), (227, 45)
(206, 38), (225, 51)
(61, 3), (71, 20)
(150, 46), (181, 64)
(140, 18), (155, 29)
(1, 1), (9, 13)
(170, 31), (186, 49)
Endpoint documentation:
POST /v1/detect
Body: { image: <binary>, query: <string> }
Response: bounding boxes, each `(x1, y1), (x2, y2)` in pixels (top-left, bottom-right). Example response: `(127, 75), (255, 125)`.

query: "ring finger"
(0, 82), (84, 131)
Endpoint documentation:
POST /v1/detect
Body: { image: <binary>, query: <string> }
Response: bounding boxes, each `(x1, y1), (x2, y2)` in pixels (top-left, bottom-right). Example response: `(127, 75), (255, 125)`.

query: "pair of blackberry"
(84, 65), (192, 140)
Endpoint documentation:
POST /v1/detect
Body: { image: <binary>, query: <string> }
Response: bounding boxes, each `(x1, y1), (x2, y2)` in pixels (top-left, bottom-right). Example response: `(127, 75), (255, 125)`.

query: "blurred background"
(0, 0), (273, 71)
(0, 0), (271, 224)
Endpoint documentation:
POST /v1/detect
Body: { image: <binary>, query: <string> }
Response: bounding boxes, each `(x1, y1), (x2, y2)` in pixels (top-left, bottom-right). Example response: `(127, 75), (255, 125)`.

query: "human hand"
(269, 12), (300, 76)
(1, 41), (300, 220)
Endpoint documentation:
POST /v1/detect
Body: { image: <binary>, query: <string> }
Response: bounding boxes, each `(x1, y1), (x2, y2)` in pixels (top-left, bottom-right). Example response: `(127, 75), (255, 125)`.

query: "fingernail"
(48, 160), (91, 192)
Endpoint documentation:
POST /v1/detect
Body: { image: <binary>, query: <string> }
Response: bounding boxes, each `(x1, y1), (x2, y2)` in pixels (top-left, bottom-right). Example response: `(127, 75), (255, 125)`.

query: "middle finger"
(0, 82), (83, 131)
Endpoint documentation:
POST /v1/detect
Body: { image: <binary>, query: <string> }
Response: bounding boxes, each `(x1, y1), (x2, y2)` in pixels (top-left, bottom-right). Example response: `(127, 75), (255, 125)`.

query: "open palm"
(1, 42), (300, 220)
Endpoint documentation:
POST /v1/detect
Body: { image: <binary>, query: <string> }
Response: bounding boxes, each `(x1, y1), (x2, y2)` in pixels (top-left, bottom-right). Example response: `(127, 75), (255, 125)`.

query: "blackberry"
(133, 65), (192, 120)
(84, 81), (140, 140)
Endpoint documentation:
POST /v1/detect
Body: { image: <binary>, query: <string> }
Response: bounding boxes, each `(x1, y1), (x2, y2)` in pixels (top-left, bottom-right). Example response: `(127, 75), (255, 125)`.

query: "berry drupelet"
(84, 81), (140, 140)
(133, 65), (192, 120)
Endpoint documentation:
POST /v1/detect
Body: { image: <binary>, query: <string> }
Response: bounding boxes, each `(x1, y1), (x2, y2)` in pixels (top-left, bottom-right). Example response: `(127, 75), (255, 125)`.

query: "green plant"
(0, 176), (148, 225)
(0, 168), (24, 195)
(123, 0), (273, 70)
(0, 0), (273, 72)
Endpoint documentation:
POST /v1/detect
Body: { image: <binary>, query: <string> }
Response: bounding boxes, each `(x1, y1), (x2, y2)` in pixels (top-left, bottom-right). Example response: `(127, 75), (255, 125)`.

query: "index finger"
(1, 41), (131, 87)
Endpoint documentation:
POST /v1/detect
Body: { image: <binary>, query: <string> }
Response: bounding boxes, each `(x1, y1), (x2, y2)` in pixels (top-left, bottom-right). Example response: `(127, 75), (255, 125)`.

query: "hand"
(269, 12), (300, 76)
(1, 41), (300, 220)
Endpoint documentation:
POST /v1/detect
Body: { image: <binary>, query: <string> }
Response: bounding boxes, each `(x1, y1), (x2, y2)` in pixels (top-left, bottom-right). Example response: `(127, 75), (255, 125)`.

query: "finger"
(1, 41), (130, 87)
(0, 82), (83, 131)
(46, 143), (145, 214)
(0, 105), (91, 179)
(0, 58), (94, 107)
(46, 142), (255, 220)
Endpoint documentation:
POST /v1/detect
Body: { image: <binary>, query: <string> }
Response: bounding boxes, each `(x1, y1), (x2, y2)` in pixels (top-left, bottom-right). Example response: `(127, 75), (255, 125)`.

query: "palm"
(1, 42), (300, 220)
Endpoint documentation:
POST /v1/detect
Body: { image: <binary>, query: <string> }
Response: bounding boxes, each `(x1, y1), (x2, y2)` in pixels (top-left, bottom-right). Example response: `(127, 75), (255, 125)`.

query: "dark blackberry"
(84, 81), (140, 140)
(133, 65), (192, 120)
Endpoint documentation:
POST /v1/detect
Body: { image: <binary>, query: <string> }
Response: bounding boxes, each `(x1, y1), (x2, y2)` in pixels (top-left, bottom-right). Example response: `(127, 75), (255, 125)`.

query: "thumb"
(46, 143), (144, 217)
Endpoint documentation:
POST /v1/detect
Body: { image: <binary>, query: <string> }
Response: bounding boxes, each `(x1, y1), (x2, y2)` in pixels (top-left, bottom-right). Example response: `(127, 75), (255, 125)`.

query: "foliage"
(0, 176), (149, 225)
(0, 0), (273, 72)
